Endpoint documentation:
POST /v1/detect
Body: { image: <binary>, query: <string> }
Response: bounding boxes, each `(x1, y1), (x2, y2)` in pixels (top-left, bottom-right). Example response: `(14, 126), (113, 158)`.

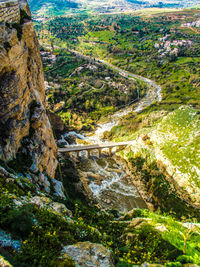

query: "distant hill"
(28, 0), (200, 18)
(28, 0), (79, 17)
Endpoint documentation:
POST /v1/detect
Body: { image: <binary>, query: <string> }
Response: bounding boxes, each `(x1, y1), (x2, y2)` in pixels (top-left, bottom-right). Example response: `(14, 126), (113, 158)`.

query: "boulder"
(29, 196), (72, 218)
(0, 256), (12, 267)
(0, 229), (21, 251)
(65, 134), (76, 145)
(155, 224), (167, 232)
(62, 241), (113, 267)
(47, 110), (65, 134)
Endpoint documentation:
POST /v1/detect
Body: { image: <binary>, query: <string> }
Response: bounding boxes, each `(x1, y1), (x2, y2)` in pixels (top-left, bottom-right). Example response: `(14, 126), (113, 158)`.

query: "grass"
(175, 57), (200, 64)
(190, 5), (200, 9)
(133, 8), (180, 16)
(113, 106), (200, 205)
(152, 106), (200, 193)
(140, 210), (200, 263)
(86, 30), (115, 42)
(36, 10), (200, 111)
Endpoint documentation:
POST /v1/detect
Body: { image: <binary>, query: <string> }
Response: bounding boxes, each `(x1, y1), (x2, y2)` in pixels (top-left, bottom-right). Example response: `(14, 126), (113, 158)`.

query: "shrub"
(177, 255), (195, 264)
(0, 205), (34, 239)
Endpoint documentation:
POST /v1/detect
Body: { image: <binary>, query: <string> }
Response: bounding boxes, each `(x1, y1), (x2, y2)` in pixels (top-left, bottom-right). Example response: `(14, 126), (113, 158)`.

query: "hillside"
(42, 48), (148, 129)
(37, 9), (200, 108)
(34, 6), (200, 265)
(29, 0), (200, 18)
(0, 0), (200, 266)
(107, 106), (200, 208)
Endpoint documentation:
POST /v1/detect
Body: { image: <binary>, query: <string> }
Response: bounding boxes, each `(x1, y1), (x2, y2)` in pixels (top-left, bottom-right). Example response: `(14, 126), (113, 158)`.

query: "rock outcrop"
(28, 196), (72, 218)
(0, 0), (20, 24)
(62, 241), (114, 267)
(0, 255), (12, 267)
(0, 0), (57, 178)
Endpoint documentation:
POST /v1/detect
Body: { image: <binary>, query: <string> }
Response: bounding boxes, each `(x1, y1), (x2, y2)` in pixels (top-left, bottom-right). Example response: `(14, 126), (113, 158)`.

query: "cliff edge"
(0, 0), (57, 185)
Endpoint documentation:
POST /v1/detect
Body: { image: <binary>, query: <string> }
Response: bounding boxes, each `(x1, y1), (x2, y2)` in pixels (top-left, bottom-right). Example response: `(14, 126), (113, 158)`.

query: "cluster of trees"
(37, 10), (200, 109)
(42, 50), (146, 120)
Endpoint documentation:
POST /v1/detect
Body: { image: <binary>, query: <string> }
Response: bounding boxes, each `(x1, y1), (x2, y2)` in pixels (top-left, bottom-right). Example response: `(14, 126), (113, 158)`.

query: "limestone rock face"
(0, 2), (57, 178)
(0, 255), (12, 267)
(62, 241), (113, 267)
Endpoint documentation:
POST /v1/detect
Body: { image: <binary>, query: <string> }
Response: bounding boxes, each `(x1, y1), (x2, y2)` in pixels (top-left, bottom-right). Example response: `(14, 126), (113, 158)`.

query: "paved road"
(68, 49), (162, 104)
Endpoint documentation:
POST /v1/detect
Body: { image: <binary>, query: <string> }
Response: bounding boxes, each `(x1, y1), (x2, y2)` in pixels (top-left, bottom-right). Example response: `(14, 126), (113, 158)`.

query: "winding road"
(51, 48), (162, 141)
(97, 58), (162, 102)
(56, 48), (163, 210)
(69, 49), (162, 112)
(47, 45), (162, 112)
(70, 50), (162, 139)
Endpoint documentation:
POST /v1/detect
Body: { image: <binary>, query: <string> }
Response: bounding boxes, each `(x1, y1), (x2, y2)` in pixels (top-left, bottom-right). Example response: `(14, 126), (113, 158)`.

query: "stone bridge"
(58, 141), (133, 158)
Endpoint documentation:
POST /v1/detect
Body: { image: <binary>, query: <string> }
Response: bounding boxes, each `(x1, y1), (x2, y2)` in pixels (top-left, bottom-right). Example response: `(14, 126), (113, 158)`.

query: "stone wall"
(0, 0), (20, 24)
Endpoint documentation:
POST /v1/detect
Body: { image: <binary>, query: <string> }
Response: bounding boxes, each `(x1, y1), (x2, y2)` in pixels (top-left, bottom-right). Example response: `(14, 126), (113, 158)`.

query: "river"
(58, 54), (162, 212)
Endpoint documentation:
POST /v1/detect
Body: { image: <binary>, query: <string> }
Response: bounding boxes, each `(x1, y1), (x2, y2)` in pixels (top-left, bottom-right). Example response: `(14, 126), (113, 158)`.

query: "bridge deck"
(58, 141), (132, 153)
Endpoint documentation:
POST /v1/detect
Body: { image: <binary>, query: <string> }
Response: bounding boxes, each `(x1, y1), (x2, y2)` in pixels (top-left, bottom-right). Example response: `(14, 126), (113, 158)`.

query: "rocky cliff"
(0, 0), (57, 183)
(0, 0), (20, 24)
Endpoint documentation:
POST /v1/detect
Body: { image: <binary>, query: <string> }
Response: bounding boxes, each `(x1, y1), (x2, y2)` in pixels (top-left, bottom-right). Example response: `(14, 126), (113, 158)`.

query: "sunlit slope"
(115, 106), (200, 204)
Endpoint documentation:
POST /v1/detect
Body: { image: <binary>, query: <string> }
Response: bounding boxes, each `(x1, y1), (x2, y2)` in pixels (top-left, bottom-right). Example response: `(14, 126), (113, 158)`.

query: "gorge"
(0, 0), (200, 266)
(56, 62), (162, 212)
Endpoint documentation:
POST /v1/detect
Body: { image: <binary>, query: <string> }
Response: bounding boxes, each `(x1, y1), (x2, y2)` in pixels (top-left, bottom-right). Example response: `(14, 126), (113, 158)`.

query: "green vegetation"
(190, 5), (200, 9)
(153, 107), (200, 187)
(0, 152), (200, 266)
(29, 0), (79, 18)
(127, 155), (200, 219)
(1, 5), (200, 267)
(109, 106), (200, 206)
(1, 170), (200, 266)
(36, 9), (200, 110)
(43, 49), (146, 128)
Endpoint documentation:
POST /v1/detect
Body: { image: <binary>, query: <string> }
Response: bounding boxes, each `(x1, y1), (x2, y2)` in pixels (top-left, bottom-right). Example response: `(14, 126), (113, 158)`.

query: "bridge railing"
(58, 141), (132, 158)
